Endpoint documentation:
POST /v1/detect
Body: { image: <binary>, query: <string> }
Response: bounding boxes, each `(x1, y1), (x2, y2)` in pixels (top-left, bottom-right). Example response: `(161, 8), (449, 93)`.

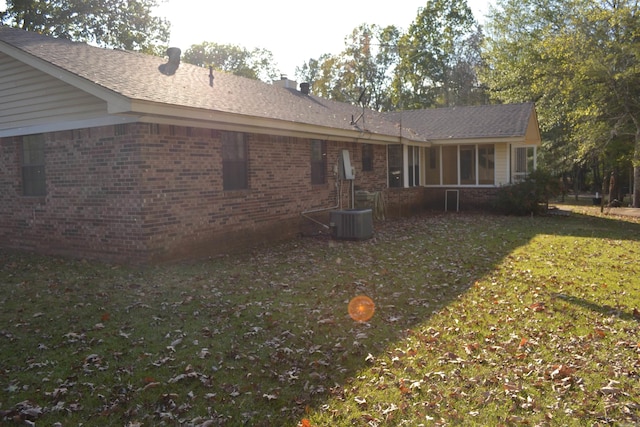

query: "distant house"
(0, 26), (541, 262)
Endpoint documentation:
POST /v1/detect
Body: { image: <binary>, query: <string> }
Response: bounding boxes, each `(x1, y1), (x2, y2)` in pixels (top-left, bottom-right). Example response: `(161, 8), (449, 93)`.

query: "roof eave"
(429, 135), (539, 145)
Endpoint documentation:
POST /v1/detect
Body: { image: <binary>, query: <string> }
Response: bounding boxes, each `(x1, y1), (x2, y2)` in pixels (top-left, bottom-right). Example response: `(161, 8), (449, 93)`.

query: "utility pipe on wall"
(301, 163), (342, 229)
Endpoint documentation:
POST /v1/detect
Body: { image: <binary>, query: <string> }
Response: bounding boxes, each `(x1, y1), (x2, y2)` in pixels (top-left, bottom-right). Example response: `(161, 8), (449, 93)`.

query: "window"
(362, 144), (373, 171)
(388, 145), (403, 188)
(22, 134), (46, 196)
(425, 147), (440, 185)
(460, 145), (476, 185)
(390, 144), (496, 188)
(442, 146), (458, 185)
(478, 145), (495, 185)
(428, 144), (496, 186)
(513, 146), (535, 182)
(221, 131), (248, 190)
(311, 140), (326, 184)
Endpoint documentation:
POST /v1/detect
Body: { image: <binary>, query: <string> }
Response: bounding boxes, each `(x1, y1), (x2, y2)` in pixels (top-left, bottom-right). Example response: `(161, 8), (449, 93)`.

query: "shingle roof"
(0, 26), (417, 140)
(383, 103), (536, 140)
(0, 26), (538, 144)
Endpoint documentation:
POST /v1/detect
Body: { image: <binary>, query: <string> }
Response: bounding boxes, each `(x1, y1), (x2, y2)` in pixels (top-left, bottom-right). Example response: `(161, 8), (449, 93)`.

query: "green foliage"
(483, 0), (640, 206)
(295, 24), (400, 111)
(183, 41), (278, 82)
(296, 0), (487, 111)
(393, 0), (485, 109)
(494, 169), (562, 215)
(0, 0), (170, 53)
(296, 53), (349, 102)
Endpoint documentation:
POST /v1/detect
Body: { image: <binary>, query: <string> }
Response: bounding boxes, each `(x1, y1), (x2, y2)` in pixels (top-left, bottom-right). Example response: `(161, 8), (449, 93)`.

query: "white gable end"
(0, 52), (131, 137)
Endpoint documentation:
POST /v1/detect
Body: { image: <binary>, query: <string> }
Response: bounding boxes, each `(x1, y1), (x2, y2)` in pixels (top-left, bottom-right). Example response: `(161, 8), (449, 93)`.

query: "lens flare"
(348, 295), (375, 322)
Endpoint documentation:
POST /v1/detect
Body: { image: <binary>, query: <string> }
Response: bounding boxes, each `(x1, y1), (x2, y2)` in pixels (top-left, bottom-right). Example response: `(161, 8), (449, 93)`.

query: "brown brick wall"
(0, 125), (393, 262)
(384, 187), (429, 217)
(143, 137), (392, 260)
(1, 127), (146, 260)
(138, 129), (339, 260)
(424, 187), (499, 211)
(1, 124), (500, 262)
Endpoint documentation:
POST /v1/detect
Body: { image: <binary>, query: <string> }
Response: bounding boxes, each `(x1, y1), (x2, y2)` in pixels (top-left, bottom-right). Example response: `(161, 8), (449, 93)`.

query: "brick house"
(0, 26), (541, 262)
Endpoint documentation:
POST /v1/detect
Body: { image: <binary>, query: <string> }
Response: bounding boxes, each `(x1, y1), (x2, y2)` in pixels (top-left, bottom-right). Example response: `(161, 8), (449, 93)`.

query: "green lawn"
(1, 207), (639, 426)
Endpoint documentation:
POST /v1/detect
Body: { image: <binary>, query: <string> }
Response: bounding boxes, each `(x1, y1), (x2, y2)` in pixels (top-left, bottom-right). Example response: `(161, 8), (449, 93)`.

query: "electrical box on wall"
(339, 149), (354, 180)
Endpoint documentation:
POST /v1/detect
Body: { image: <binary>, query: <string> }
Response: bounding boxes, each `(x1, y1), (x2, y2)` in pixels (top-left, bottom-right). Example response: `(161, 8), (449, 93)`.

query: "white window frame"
(424, 144), (496, 187)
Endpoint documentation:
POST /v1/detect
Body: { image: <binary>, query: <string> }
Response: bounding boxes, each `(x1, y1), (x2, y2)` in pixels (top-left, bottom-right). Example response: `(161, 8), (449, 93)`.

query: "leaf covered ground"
(1, 209), (639, 426)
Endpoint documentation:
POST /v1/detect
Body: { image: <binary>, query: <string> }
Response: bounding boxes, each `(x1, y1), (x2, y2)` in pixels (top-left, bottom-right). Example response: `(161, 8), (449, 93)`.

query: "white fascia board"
(398, 138), (432, 148)
(430, 136), (526, 145)
(0, 41), (132, 110)
(0, 115), (139, 138)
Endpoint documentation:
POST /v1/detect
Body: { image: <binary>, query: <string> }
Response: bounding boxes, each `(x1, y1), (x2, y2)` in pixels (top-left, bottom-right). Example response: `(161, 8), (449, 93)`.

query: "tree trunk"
(601, 168), (608, 213)
(634, 130), (640, 208)
(634, 165), (640, 208)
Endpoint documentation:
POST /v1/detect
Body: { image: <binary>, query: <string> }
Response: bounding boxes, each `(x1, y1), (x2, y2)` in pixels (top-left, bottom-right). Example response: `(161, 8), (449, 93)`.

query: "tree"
(392, 0), (481, 109)
(572, 0), (640, 206)
(296, 53), (346, 101)
(481, 0), (583, 181)
(296, 24), (400, 111)
(339, 24), (400, 111)
(183, 42), (278, 82)
(483, 0), (640, 206)
(1, 0), (170, 53)
(295, 1), (487, 111)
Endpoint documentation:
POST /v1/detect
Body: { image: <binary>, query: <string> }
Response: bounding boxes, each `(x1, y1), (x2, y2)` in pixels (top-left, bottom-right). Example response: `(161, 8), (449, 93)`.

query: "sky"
(0, 0), (492, 78)
(154, 0), (493, 78)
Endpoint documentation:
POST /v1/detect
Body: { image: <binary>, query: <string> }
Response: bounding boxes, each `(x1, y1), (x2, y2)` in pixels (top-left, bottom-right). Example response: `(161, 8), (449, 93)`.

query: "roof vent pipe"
(167, 47), (181, 64)
(159, 47), (181, 76)
(300, 82), (310, 95)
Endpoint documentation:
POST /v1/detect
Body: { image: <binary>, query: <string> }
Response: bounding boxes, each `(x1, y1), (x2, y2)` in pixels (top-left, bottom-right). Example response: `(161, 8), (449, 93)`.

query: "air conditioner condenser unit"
(329, 209), (373, 240)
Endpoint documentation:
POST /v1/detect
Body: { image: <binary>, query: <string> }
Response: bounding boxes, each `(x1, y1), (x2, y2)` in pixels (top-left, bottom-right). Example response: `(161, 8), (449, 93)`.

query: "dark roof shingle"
(383, 103), (536, 140)
(0, 26), (412, 139)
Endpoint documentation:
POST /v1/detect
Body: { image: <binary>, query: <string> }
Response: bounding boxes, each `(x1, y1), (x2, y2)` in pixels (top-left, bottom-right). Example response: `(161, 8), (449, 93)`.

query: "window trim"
(407, 145), (421, 187)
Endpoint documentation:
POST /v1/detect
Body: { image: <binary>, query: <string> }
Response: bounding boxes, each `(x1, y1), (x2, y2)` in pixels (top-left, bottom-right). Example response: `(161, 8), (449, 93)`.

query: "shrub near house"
(494, 170), (561, 215)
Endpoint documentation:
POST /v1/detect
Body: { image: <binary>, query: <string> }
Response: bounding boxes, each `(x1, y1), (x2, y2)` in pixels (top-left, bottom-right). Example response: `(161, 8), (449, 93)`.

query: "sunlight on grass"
(1, 209), (639, 426)
(312, 220), (640, 426)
